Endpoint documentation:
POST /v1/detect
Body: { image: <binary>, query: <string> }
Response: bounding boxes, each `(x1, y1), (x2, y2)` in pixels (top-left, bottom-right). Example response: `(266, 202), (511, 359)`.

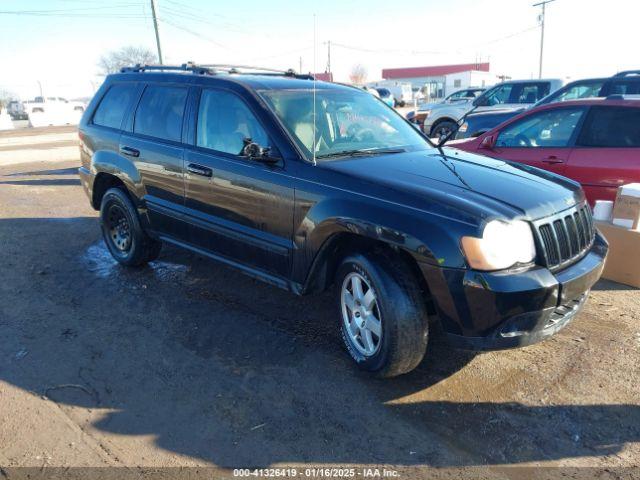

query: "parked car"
(451, 98), (640, 204)
(375, 88), (395, 108)
(456, 70), (640, 139)
(386, 83), (413, 107)
(421, 79), (564, 139)
(361, 86), (380, 98)
(7, 100), (28, 120)
(78, 64), (606, 377)
(23, 96), (86, 127)
(407, 88), (485, 126)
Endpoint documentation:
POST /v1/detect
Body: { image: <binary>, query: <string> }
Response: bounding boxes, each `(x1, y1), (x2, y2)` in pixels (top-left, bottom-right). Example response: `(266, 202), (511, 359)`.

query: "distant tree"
(349, 64), (368, 85)
(0, 88), (16, 109)
(98, 46), (158, 75)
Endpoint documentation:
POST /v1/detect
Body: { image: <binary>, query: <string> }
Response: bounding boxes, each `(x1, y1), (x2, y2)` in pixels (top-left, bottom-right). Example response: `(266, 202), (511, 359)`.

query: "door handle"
(120, 146), (140, 157)
(187, 163), (213, 177)
(542, 155), (565, 164)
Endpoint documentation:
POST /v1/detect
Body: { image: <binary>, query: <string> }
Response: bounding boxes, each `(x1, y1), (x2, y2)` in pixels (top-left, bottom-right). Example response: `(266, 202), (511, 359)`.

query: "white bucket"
(593, 200), (614, 222)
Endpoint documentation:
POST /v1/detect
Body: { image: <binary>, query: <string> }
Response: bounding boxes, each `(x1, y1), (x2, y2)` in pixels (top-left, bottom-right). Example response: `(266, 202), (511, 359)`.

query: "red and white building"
(378, 62), (497, 100)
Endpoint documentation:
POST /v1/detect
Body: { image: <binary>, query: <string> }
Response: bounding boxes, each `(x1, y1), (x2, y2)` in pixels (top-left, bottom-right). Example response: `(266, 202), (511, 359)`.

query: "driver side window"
(496, 107), (585, 148)
(484, 84), (514, 106)
(197, 89), (270, 156)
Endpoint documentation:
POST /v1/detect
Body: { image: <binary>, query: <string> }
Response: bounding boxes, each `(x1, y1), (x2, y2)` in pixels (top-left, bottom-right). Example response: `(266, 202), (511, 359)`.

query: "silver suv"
(420, 79), (564, 139)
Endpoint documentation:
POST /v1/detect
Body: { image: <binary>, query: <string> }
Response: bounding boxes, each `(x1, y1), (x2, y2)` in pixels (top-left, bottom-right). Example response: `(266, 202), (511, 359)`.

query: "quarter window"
(197, 89), (269, 155)
(133, 85), (187, 142)
(496, 107), (585, 148)
(577, 106), (640, 147)
(93, 83), (137, 129)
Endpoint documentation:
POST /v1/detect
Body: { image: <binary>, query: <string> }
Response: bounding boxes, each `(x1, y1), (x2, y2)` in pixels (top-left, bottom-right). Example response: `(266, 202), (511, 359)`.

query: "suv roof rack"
(200, 64), (314, 80)
(120, 63), (214, 75)
(614, 70), (640, 78)
(120, 62), (314, 80)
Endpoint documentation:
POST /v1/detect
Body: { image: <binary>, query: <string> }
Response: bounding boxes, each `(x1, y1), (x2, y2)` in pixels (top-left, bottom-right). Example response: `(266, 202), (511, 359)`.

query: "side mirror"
(479, 135), (495, 150)
(242, 138), (280, 164)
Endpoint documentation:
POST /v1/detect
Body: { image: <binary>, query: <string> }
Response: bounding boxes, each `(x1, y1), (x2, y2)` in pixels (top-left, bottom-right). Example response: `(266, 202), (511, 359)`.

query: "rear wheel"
(100, 187), (161, 266)
(335, 251), (429, 377)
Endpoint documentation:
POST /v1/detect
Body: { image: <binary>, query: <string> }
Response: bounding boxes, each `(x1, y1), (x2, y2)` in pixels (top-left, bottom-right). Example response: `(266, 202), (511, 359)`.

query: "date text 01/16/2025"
(232, 468), (400, 477)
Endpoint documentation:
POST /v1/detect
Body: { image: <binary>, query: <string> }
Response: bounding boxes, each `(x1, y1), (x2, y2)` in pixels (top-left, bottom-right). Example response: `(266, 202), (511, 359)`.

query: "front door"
(487, 106), (588, 177)
(183, 88), (294, 279)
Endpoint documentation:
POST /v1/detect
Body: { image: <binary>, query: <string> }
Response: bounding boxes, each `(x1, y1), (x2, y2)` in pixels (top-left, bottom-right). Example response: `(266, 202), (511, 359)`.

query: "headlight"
(461, 220), (536, 271)
(459, 122), (468, 133)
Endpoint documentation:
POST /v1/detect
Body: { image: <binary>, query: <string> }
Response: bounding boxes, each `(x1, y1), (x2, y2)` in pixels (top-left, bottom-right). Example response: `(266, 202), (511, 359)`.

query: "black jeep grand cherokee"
(78, 64), (607, 377)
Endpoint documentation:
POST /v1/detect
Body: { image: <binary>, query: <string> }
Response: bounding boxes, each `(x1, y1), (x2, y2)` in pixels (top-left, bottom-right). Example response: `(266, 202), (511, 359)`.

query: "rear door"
(489, 105), (587, 176)
(566, 105), (640, 203)
(120, 83), (189, 239)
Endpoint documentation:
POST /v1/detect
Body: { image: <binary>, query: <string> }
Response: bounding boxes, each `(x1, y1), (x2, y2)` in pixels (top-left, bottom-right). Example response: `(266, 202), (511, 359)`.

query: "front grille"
(535, 204), (595, 270)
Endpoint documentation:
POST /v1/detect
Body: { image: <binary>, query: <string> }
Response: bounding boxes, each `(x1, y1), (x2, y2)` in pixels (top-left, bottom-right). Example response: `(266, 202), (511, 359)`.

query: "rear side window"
(196, 89), (269, 155)
(134, 85), (187, 142)
(609, 80), (640, 95)
(92, 83), (137, 129)
(577, 106), (640, 147)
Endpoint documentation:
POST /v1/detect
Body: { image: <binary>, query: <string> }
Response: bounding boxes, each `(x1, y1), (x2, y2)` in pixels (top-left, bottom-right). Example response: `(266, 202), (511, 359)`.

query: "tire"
(335, 251), (429, 377)
(99, 187), (161, 266)
(430, 120), (457, 140)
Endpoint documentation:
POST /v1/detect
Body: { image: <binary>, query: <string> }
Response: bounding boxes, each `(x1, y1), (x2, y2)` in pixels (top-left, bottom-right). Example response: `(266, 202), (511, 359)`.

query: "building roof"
(382, 62), (490, 80)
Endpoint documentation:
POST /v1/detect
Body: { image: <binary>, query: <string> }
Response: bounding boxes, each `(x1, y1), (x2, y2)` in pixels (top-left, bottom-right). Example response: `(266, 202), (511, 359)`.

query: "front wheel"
(430, 120), (457, 141)
(100, 187), (161, 266)
(335, 252), (429, 377)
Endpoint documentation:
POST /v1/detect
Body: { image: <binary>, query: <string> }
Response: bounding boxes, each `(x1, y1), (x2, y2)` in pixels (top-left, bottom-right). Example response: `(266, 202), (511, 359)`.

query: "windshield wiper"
(316, 148), (406, 159)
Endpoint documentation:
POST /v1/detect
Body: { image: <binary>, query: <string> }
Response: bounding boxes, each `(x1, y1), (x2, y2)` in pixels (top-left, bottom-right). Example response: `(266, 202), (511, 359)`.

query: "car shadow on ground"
(0, 216), (638, 468)
(0, 178), (81, 186)
(591, 278), (638, 291)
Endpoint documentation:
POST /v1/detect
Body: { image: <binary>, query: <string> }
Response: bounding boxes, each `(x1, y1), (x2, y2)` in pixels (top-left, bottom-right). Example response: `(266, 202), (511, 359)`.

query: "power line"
(159, 16), (232, 50)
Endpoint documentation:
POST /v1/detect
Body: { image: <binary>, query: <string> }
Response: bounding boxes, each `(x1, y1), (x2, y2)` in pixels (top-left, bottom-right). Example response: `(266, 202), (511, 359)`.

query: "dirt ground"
(0, 131), (639, 479)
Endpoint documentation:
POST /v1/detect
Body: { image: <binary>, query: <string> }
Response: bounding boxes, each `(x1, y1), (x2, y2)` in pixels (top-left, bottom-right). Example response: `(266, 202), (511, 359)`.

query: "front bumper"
(420, 232), (608, 350)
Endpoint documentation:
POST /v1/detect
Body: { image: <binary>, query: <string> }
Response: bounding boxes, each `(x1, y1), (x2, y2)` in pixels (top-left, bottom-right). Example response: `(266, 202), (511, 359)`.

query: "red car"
(451, 98), (640, 205)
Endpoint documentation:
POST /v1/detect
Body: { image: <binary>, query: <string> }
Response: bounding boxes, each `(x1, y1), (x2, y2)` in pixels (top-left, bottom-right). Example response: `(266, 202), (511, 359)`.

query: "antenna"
(312, 14), (317, 166)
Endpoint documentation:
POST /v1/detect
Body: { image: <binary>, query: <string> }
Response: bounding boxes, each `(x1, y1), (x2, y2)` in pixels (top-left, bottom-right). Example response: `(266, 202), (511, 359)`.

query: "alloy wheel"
(341, 272), (383, 356)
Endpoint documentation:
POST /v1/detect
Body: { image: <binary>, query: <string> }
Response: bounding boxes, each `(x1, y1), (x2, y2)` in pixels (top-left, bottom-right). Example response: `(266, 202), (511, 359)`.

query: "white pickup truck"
(24, 96), (86, 127)
(419, 79), (564, 139)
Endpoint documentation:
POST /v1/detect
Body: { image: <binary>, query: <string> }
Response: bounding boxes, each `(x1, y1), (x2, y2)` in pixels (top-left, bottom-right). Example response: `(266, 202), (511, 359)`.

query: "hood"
(418, 98), (472, 112)
(320, 148), (583, 221)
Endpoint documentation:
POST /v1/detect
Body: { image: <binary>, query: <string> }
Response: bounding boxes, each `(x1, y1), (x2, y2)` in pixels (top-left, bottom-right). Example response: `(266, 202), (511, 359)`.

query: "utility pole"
(533, 0), (555, 79)
(299, 56), (302, 74)
(327, 40), (331, 74)
(150, 0), (163, 64)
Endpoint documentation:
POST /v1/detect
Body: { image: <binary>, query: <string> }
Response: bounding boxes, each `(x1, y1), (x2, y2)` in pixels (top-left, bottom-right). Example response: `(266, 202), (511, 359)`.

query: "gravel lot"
(0, 128), (638, 478)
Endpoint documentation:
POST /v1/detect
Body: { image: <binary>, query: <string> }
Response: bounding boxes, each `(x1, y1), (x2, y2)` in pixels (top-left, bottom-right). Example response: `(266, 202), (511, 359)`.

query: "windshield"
(260, 88), (431, 160)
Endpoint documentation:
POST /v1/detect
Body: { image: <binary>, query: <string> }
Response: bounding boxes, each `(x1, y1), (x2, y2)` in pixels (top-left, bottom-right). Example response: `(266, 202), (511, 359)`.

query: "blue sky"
(1, 0), (637, 99)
